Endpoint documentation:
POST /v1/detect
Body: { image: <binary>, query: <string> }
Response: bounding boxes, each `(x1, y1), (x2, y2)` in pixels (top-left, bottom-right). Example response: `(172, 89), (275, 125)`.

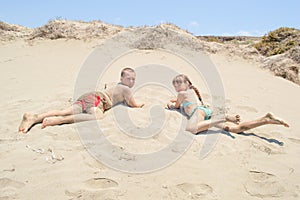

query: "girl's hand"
(167, 102), (175, 109)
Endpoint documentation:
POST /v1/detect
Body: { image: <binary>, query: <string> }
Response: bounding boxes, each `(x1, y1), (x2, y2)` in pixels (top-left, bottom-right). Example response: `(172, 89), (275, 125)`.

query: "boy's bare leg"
(41, 107), (104, 128)
(224, 112), (289, 133)
(19, 105), (81, 133)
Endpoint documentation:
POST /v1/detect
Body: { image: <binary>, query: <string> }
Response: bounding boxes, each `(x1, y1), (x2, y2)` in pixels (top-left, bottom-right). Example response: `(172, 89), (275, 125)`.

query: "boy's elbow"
(127, 102), (138, 108)
(132, 103), (144, 108)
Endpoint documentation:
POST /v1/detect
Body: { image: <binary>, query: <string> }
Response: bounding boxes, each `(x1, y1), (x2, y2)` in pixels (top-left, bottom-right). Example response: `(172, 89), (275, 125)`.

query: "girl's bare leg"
(19, 105), (81, 133)
(186, 110), (227, 134)
(225, 114), (240, 124)
(187, 113), (245, 134)
(224, 112), (289, 133)
(212, 114), (241, 130)
(195, 118), (226, 133)
(41, 107), (104, 128)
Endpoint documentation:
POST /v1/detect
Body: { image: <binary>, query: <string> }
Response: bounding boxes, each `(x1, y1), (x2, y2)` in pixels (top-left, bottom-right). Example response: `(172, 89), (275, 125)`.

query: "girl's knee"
(227, 125), (244, 134)
(236, 125), (248, 133)
(186, 126), (198, 134)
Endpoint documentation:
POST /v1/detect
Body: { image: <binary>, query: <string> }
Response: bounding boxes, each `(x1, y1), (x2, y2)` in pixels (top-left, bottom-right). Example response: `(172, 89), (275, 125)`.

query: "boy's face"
(120, 71), (136, 88)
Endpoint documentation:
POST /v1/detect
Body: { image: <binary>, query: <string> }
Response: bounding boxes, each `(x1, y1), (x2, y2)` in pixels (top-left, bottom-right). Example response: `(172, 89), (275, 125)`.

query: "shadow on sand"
(166, 107), (284, 146)
(197, 129), (284, 146)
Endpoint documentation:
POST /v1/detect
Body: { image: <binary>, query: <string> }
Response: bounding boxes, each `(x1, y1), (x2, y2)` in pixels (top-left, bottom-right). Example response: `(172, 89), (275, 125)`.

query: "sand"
(0, 37), (299, 200)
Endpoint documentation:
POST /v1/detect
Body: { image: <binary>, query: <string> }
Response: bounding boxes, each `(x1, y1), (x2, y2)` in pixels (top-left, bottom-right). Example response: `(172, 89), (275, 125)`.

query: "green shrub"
(206, 36), (222, 43)
(254, 27), (300, 56)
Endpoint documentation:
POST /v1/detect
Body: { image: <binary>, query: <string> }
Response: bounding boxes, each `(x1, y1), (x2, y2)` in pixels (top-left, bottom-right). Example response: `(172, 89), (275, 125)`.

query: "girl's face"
(173, 77), (190, 92)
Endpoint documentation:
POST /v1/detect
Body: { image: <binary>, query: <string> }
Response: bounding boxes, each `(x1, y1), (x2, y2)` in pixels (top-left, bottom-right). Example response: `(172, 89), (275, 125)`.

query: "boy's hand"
(137, 103), (144, 108)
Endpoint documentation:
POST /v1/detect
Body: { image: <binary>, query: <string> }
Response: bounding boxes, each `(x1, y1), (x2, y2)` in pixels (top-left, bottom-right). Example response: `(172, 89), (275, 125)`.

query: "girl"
(167, 74), (289, 134)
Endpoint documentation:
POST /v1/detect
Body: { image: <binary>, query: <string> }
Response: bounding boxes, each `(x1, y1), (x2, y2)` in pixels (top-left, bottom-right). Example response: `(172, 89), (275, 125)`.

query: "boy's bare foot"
(19, 113), (38, 133)
(226, 114), (240, 124)
(42, 116), (63, 128)
(264, 112), (289, 127)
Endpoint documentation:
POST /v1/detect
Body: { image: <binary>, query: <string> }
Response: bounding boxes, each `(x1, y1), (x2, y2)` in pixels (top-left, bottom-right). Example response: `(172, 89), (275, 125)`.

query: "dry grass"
(254, 27), (300, 57)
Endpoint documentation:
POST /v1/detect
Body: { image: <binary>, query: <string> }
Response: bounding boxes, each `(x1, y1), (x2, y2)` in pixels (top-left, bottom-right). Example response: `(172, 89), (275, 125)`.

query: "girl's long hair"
(172, 74), (204, 105)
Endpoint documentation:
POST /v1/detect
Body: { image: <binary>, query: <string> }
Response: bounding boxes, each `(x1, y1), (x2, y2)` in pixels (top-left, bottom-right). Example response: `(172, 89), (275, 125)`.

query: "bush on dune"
(254, 27), (300, 57)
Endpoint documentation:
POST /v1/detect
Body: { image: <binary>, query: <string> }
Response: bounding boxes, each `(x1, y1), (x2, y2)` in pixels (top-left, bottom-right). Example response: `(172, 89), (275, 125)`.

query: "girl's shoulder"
(183, 89), (195, 97)
(178, 90), (190, 94)
(178, 90), (188, 97)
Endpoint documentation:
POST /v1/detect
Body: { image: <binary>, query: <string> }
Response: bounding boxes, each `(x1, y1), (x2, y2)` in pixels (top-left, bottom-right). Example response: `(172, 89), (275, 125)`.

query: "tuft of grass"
(254, 27), (300, 56)
(206, 36), (223, 43)
(0, 21), (20, 31)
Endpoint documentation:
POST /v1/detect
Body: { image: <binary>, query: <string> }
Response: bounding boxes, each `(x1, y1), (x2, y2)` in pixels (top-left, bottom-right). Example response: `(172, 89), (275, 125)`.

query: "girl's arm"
(167, 94), (183, 109)
(173, 97), (182, 109)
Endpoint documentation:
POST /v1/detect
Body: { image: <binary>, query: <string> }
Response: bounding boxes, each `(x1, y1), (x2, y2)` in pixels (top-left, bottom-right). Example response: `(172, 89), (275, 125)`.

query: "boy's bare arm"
(127, 96), (144, 108)
(123, 87), (144, 108)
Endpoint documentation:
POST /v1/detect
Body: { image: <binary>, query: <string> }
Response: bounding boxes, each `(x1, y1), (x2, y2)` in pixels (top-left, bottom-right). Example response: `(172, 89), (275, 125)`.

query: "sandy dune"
(0, 31), (299, 200)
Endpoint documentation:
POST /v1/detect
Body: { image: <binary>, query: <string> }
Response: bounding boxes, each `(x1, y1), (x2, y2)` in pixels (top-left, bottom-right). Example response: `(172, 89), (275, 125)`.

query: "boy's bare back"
(105, 83), (133, 106)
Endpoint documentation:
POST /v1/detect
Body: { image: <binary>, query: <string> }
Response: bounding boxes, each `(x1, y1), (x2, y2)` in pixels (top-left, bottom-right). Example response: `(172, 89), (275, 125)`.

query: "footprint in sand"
(251, 142), (284, 155)
(85, 178), (118, 189)
(169, 182), (217, 199)
(0, 178), (25, 199)
(65, 189), (121, 200)
(0, 178), (25, 189)
(288, 137), (300, 144)
(244, 171), (285, 198)
(65, 178), (120, 200)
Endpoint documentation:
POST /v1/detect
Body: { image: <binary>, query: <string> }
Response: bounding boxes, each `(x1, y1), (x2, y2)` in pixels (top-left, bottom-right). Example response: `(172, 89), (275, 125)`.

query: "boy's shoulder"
(114, 83), (131, 93)
(115, 83), (127, 88)
(106, 83), (128, 89)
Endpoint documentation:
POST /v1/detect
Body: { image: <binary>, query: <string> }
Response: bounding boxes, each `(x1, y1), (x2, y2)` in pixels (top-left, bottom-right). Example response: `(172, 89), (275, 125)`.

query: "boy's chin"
(121, 83), (132, 88)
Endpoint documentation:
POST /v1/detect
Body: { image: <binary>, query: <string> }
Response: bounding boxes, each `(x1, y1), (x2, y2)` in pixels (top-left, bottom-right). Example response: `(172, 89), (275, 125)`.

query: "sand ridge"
(0, 24), (299, 199)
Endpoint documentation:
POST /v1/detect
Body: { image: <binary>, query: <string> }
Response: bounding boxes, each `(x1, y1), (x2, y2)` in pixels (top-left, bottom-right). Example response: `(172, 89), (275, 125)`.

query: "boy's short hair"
(121, 67), (135, 77)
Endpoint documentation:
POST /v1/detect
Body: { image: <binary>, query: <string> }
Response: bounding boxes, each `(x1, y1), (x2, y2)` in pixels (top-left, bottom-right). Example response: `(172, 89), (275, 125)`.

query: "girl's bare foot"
(226, 114), (240, 124)
(19, 113), (38, 133)
(42, 116), (63, 128)
(264, 112), (289, 127)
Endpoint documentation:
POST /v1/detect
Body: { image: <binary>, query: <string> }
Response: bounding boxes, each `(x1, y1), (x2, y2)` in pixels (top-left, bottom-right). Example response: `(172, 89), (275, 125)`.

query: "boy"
(19, 67), (144, 133)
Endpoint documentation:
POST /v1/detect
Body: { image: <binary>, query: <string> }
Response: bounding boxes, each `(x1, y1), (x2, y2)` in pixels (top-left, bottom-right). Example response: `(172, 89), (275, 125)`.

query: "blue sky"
(1, 0), (299, 36)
